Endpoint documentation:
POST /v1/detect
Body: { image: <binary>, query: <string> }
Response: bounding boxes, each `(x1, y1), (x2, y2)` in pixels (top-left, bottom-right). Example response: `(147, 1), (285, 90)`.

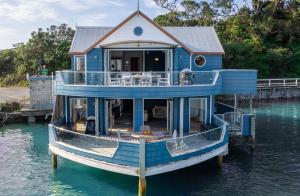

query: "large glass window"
(70, 98), (87, 133)
(190, 98), (207, 132)
(75, 56), (85, 71)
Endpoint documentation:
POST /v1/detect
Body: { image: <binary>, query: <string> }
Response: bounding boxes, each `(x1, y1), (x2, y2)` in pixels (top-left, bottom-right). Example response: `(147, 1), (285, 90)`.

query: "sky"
(0, 0), (167, 50)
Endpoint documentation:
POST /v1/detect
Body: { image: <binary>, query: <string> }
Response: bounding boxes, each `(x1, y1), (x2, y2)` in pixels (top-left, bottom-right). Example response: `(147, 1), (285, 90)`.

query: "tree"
(153, 0), (300, 78)
(14, 24), (74, 76)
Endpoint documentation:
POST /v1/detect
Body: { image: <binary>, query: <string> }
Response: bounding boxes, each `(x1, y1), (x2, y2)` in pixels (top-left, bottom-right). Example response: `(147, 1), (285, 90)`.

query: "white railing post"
(296, 79), (298, 86)
(269, 80), (271, 87)
(283, 79), (286, 86)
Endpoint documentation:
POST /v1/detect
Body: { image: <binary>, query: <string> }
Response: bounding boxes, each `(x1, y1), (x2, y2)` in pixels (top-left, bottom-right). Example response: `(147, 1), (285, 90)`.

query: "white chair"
(157, 78), (169, 86)
(122, 73), (133, 86)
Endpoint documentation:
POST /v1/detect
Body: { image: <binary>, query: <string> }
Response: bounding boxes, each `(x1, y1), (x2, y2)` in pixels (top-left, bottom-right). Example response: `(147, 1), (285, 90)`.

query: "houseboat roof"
(70, 11), (224, 55)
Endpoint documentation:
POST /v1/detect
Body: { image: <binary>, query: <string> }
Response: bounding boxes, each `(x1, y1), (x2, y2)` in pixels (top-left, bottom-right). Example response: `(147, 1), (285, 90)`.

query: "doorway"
(130, 57), (139, 71)
(190, 98), (207, 132)
(106, 99), (133, 134)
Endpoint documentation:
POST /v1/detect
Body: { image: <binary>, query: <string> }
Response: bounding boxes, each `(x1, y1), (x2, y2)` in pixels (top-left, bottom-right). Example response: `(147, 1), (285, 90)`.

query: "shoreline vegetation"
(0, 0), (299, 87)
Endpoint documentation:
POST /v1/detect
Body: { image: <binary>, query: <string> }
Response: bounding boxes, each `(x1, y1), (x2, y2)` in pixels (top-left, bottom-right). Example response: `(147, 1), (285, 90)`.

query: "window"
(75, 56), (85, 71)
(194, 55), (206, 67)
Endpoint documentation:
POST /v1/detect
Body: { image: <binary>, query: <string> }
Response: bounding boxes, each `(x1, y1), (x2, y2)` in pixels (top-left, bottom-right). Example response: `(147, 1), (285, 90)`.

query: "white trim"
(49, 144), (139, 176)
(145, 144), (227, 176)
(179, 98), (184, 137)
(95, 98), (99, 136)
(85, 54), (87, 85)
(209, 95), (213, 124)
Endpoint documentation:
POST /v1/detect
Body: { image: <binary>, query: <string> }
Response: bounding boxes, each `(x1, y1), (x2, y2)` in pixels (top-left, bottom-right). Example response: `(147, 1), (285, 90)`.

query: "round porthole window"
(133, 26), (143, 36)
(194, 55), (206, 67)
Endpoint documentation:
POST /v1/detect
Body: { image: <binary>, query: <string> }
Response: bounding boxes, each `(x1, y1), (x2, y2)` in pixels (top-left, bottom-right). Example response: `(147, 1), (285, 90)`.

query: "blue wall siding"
(145, 131), (228, 167)
(222, 70), (257, 94)
(174, 48), (190, 71)
(87, 97), (95, 116)
(87, 48), (103, 71)
(191, 54), (222, 71)
(173, 48), (222, 71)
(98, 98), (106, 135)
(242, 114), (254, 136)
(183, 97), (190, 133)
(134, 98), (143, 132)
(54, 141), (139, 167)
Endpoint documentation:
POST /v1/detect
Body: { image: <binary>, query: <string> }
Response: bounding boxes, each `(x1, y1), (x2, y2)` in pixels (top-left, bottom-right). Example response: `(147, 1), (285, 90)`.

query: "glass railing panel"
(53, 126), (119, 157)
(166, 126), (223, 157)
(58, 70), (218, 86)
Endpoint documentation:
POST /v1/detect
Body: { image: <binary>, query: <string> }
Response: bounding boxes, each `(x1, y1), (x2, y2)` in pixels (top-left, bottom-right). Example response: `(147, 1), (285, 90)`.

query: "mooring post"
(217, 155), (223, 168)
(52, 153), (57, 168)
(138, 138), (146, 196)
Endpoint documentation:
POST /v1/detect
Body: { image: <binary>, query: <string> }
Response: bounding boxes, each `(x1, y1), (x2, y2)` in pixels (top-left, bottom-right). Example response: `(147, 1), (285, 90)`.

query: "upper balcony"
(54, 69), (257, 98)
(58, 70), (218, 87)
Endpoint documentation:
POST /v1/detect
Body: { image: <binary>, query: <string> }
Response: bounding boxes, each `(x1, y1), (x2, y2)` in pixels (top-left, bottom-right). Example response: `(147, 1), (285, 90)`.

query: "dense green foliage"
(0, 24), (74, 86)
(154, 0), (300, 78)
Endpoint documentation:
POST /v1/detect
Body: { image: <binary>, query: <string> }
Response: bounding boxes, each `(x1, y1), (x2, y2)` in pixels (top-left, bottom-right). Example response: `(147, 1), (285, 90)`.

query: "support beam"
(209, 95), (213, 124)
(95, 98), (99, 136)
(179, 98), (184, 137)
(217, 155), (223, 168)
(138, 138), (146, 196)
(52, 153), (57, 168)
(250, 93), (253, 114)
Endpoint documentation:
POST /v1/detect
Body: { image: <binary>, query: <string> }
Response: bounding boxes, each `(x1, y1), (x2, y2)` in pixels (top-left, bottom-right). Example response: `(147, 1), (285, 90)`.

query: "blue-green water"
(1, 100), (300, 196)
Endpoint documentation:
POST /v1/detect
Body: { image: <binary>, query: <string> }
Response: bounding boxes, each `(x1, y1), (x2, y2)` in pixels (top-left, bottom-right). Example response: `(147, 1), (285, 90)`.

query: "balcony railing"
(57, 70), (218, 87)
(53, 125), (119, 158)
(166, 125), (225, 157)
(257, 78), (300, 88)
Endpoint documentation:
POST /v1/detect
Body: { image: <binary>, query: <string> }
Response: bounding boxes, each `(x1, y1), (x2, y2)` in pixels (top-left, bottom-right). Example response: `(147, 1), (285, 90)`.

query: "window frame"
(194, 55), (206, 67)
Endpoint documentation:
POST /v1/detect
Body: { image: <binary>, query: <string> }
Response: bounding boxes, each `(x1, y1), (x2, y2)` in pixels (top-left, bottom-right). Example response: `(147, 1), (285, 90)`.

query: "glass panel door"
(190, 98), (207, 132)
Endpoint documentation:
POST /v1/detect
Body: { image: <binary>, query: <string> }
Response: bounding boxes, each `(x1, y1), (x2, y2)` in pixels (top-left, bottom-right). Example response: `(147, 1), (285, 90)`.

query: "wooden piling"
(52, 153), (57, 168)
(138, 176), (147, 196)
(138, 138), (146, 196)
(217, 155), (223, 168)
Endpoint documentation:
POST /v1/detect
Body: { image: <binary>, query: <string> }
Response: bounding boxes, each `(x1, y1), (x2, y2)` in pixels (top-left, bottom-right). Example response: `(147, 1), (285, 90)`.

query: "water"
(1, 100), (300, 196)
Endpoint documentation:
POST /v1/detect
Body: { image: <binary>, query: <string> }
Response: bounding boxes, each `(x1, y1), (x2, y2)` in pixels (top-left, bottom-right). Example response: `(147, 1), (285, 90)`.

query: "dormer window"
(194, 55), (206, 67)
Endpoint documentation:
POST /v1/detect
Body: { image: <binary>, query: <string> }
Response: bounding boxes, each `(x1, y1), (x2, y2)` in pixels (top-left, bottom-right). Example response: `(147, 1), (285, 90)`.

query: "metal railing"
(166, 126), (225, 157)
(257, 78), (300, 88)
(53, 125), (119, 158)
(57, 70), (218, 87)
(221, 111), (243, 131)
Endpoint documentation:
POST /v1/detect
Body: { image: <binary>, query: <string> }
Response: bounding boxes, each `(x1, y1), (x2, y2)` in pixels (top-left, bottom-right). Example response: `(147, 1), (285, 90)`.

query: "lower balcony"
(49, 115), (228, 176)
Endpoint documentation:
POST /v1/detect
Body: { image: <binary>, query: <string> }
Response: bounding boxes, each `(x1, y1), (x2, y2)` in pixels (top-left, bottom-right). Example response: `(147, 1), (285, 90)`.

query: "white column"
(95, 98), (99, 136)
(209, 95), (213, 124)
(179, 98), (184, 137)
(250, 93), (253, 114)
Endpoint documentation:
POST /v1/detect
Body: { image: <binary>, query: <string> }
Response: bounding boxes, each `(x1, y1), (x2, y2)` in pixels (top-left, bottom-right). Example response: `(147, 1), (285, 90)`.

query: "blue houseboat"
(49, 10), (257, 192)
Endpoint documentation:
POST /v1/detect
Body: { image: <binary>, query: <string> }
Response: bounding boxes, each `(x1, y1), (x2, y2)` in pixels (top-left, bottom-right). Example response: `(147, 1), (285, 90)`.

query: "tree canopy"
(0, 24), (74, 86)
(154, 0), (300, 78)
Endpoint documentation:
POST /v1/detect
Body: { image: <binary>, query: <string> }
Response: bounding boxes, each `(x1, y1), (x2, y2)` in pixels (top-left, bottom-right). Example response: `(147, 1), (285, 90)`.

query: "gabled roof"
(69, 11), (224, 55)
(163, 27), (224, 54)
